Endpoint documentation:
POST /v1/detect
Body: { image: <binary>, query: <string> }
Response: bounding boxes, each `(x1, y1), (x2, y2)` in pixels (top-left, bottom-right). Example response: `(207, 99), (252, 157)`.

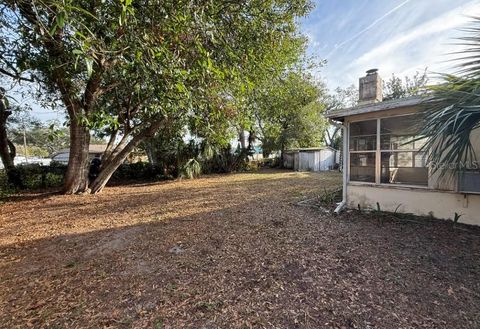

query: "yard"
(1, 169), (479, 328)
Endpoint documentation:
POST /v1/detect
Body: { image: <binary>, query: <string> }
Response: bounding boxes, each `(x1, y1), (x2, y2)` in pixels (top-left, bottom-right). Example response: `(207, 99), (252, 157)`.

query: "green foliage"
(318, 187), (342, 207)
(417, 18), (480, 176)
(453, 212), (462, 225)
(180, 158), (202, 179)
(3, 163), (66, 190)
(326, 85), (358, 110)
(383, 69), (428, 101)
(112, 162), (172, 181)
(255, 71), (327, 156)
(1, 0), (314, 192)
(0, 170), (13, 200)
(7, 116), (105, 156)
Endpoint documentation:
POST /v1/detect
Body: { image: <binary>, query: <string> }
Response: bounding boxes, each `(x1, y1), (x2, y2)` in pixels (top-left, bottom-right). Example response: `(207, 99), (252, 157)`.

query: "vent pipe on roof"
(358, 69), (383, 105)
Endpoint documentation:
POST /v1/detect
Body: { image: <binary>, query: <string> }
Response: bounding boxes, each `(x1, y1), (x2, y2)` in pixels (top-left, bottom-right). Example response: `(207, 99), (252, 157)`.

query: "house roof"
(284, 146), (337, 153)
(51, 144), (107, 158)
(325, 95), (425, 121)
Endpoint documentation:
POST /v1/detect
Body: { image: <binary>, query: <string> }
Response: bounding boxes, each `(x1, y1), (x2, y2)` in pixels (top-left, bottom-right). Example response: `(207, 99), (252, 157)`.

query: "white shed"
(283, 147), (337, 172)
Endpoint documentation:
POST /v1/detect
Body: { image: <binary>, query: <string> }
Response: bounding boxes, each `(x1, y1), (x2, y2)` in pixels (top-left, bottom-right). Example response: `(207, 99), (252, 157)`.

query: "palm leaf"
(418, 17), (480, 176)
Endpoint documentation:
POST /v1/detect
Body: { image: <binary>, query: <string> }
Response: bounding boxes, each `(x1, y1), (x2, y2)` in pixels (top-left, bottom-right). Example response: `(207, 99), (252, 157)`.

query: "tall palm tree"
(419, 17), (480, 175)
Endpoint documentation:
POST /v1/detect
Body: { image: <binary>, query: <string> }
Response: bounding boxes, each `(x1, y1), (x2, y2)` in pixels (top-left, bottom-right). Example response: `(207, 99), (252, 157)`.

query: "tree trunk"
(239, 130), (246, 150)
(144, 141), (156, 165)
(0, 91), (19, 182)
(0, 111), (14, 170)
(280, 142), (285, 168)
(62, 118), (91, 194)
(89, 120), (164, 194)
(89, 142), (136, 194)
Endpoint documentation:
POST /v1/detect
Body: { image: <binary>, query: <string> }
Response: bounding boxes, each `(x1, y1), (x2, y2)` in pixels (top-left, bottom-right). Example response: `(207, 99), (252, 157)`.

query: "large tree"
(0, 88), (15, 172)
(1, 0), (313, 193)
(255, 71), (327, 159)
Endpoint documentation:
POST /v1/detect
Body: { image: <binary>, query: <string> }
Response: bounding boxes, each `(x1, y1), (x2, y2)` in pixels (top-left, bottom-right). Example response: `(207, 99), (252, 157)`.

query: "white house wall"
(348, 184), (480, 226)
(343, 106), (480, 226)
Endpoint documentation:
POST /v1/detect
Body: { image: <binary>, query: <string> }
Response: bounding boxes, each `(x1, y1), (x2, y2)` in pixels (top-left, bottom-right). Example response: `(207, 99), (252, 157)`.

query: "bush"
(111, 162), (171, 182)
(0, 163), (66, 192)
(180, 158), (201, 179)
(12, 163), (66, 190)
(0, 170), (13, 201)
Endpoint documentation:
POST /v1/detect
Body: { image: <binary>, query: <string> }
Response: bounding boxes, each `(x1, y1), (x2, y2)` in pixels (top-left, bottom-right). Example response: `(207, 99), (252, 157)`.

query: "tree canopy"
(383, 69), (428, 101)
(255, 71), (327, 157)
(1, 0), (314, 193)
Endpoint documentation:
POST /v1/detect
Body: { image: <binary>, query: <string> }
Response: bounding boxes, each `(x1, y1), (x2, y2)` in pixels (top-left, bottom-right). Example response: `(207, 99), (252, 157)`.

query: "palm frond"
(419, 71), (480, 176)
(417, 17), (480, 176)
(180, 158), (202, 179)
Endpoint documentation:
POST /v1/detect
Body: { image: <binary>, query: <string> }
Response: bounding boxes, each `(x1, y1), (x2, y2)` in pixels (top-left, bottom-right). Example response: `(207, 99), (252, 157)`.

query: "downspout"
(334, 122), (347, 214)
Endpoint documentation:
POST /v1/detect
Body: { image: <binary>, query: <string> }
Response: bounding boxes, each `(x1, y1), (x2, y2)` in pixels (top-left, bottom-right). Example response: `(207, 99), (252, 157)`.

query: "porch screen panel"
(380, 116), (428, 186)
(350, 120), (376, 182)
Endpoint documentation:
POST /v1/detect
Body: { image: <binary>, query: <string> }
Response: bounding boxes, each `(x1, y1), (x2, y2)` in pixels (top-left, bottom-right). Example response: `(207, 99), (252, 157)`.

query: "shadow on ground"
(0, 169), (479, 328)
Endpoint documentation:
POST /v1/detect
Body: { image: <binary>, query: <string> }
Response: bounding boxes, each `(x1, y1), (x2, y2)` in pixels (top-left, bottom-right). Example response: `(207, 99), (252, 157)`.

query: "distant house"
(326, 69), (480, 226)
(283, 147), (337, 171)
(0, 156), (51, 169)
(51, 144), (107, 164)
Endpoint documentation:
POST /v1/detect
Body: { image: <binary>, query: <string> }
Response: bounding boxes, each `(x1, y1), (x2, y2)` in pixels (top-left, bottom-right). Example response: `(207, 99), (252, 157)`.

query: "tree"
(1, 0), (313, 194)
(417, 18), (480, 176)
(327, 84), (358, 110)
(0, 88), (15, 171)
(383, 69), (428, 100)
(255, 71), (327, 160)
(323, 84), (358, 149)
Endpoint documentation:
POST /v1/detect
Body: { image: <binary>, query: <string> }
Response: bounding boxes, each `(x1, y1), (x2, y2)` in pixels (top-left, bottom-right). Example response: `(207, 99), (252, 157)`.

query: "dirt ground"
(1, 169), (480, 328)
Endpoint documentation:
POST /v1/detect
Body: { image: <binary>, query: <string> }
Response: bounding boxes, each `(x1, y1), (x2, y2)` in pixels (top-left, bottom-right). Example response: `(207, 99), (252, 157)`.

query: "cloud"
(326, 0), (411, 58)
(351, 1), (480, 68)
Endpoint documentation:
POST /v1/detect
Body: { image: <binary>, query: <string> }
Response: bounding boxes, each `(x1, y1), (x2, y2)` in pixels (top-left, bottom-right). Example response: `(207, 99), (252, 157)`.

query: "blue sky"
(301, 0), (480, 90)
(23, 0), (480, 122)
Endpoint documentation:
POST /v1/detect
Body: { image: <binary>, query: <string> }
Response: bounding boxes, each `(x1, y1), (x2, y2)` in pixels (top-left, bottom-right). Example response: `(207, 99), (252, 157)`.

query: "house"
(326, 69), (480, 226)
(283, 147), (338, 171)
(0, 156), (51, 169)
(51, 144), (107, 164)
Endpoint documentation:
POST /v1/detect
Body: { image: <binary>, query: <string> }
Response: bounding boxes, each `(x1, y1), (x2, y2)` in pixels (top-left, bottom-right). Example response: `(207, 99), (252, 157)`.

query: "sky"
(300, 0), (480, 90)
(19, 0), (480, 122)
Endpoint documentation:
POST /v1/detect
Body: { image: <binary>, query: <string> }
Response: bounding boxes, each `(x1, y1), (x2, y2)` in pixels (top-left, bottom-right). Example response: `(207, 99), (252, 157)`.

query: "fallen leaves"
(0, 170), (479, 328)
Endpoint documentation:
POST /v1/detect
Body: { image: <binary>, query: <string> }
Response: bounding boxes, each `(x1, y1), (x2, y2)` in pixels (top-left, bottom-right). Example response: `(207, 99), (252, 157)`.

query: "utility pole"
(23, 118), (28, 163)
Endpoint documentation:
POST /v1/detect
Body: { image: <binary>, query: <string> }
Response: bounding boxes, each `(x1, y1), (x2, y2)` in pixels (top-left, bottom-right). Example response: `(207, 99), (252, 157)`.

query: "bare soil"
(1, 169), (479, 328)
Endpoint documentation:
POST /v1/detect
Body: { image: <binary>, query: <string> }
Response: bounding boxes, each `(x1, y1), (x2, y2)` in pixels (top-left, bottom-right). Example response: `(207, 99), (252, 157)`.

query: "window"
(380, 116), (428, 186)
(350, 120), (376, 182)
(349, 115), (428, 186)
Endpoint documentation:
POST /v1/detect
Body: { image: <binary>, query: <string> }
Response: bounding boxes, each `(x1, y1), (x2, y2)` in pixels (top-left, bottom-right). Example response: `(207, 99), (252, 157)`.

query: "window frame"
(348, 113), (429, 188)
(349, 119), (377, 183)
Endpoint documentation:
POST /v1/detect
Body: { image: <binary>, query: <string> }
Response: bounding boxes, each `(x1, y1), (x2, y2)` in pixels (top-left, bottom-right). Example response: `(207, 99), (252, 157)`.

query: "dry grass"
(0, 169), (479, 328)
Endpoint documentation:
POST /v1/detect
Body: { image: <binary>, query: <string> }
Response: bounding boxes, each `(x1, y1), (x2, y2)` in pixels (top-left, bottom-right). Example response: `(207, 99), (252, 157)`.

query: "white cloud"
(326, 0), (411, 58)
(351, 1), (480, 69)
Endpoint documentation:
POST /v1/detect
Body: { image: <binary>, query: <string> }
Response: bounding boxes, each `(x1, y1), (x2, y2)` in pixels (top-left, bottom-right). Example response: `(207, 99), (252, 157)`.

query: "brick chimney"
(358, 69), (383, 104)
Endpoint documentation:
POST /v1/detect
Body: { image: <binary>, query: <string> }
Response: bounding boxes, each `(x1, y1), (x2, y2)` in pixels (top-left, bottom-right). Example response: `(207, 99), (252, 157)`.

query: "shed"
(283, 147), (337, 172)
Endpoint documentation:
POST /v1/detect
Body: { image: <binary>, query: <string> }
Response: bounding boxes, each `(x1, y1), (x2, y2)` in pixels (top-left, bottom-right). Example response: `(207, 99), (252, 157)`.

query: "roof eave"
(325, 96), (427, 120)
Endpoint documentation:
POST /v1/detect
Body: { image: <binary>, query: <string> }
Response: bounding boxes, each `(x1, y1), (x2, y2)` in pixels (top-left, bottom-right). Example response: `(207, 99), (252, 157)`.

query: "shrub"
(180, 158), (201, 179)
(111, 162), (168, 182)
(0, 163), (66, 191)
(0, 170), (13, 201)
